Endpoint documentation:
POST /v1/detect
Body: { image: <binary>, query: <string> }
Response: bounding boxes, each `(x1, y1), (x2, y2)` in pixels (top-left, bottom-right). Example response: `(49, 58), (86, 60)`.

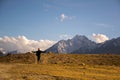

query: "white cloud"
(94, 23), (113, 28)
(92, 33), (109, 43)
(60, 13), (67, 21)
(0, 36), (56, 53)
(60, 13), (75, 22)
(59, 34), (72, 40)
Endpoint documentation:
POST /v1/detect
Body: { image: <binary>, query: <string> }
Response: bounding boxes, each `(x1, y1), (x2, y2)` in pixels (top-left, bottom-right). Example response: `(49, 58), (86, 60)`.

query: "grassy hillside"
(0, 53), (120, 80)
(0, 53), (120, 66)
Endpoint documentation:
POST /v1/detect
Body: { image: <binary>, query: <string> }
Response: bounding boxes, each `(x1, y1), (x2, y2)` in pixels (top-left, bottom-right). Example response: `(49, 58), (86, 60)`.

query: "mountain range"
(46, 35), (120, 54)
(1, 35), (120, 54)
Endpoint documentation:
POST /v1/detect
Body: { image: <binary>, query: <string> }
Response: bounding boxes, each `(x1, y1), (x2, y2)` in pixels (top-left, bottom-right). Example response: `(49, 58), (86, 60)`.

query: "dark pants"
(37, 55), (41, 62)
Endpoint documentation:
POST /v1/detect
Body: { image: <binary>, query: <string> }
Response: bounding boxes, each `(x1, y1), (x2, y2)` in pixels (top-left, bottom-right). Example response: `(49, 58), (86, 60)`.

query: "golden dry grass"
(0, 63), (120, 80)
(0, 53), (120, 80)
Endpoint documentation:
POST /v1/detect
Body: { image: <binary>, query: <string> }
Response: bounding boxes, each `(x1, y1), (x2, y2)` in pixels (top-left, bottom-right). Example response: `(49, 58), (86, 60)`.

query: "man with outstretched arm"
(33, 48), (46, 64)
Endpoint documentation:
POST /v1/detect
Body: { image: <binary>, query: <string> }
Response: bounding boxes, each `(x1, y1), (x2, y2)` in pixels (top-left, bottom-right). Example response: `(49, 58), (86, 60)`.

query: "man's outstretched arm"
(32, 51), (36, 53)
(41, 50), (47, 53)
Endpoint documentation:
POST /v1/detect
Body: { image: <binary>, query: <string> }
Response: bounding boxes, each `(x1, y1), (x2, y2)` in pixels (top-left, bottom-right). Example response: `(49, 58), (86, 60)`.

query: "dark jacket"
(36, 50), (46, 56)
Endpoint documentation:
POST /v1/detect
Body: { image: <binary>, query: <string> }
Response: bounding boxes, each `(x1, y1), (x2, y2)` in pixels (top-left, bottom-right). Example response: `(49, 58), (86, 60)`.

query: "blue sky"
(0, 0), (120, 41)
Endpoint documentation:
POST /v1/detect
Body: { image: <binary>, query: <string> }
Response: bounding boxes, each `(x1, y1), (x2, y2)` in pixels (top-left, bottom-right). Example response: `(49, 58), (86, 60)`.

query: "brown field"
(0, 53), (120, 80)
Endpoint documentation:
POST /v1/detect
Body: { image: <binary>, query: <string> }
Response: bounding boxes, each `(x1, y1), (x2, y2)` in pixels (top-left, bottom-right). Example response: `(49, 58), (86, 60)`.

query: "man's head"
(38, 48), (40, 50)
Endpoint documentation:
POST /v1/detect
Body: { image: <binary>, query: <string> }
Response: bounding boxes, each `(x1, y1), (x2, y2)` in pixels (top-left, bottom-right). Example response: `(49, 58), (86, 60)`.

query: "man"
(36, 48), (46, 63)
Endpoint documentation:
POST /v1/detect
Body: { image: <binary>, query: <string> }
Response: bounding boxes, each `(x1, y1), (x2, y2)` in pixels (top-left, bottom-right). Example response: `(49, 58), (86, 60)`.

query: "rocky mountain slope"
(46, 35), (97, 53)
(46, 35), (120, 54)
